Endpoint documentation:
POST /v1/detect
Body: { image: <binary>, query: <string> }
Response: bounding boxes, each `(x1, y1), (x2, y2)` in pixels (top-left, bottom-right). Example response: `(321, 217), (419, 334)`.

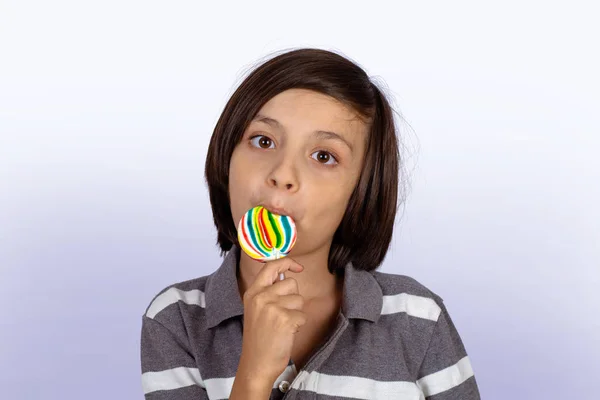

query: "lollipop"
(237, 205), (297, 280)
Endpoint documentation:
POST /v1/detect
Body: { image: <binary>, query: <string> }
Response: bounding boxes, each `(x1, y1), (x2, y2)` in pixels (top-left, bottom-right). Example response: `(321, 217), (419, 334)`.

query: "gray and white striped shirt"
(140, 246), (481, 399)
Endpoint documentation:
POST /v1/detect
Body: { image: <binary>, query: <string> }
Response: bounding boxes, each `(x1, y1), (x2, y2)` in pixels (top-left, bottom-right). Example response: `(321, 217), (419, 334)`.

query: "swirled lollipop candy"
(237, 206), (297, 280)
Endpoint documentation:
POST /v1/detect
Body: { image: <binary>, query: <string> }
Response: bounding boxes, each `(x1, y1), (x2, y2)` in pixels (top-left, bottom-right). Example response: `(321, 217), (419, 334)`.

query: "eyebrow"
(253, 114), (354, 152)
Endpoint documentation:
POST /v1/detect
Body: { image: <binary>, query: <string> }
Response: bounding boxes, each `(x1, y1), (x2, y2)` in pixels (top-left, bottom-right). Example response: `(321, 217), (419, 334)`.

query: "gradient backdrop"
(1, 1), (598, 399)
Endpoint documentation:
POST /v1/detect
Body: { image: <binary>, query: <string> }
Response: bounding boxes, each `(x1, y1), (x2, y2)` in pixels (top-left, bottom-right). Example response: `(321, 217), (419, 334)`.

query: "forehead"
(254, 89), (369, 139)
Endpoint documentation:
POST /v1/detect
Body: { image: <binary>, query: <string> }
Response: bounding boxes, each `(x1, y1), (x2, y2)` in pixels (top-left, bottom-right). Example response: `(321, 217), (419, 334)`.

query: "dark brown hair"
(205, 48), (404, 274)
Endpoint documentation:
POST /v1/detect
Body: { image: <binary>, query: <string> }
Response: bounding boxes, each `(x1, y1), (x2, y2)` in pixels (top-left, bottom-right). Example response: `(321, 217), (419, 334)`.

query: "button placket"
(282, 313), (349, 399)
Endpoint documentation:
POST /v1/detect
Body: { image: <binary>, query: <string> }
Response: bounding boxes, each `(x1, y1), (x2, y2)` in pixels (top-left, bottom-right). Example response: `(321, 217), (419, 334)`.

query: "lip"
(258, 203), (294, 219)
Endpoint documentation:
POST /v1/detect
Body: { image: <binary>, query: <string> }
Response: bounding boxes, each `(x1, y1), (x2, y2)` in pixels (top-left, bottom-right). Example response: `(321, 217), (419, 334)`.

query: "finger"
(274, 294), (305, 311)
(263, 277), (300, 297)
(251, 258), (304, 291)
(286, 309), (308, 332)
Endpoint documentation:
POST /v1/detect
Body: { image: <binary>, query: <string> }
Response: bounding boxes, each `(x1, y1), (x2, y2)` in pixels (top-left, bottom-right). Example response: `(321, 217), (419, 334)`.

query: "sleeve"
(415, 301), (481, 400)
(140, 314), (210, 399)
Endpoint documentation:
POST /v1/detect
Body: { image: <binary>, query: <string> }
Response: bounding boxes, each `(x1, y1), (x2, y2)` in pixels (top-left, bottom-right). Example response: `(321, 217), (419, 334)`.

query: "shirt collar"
(204, 245), (382, 330)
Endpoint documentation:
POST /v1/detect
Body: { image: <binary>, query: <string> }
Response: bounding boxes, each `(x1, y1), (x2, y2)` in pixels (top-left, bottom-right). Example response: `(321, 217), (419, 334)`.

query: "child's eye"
(250, 135), (275, 149)
(311, 150), (338, 166)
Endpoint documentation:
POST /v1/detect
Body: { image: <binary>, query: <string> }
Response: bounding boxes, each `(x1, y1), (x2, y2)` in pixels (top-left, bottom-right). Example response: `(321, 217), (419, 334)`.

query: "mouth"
(258, 203), (295, 220)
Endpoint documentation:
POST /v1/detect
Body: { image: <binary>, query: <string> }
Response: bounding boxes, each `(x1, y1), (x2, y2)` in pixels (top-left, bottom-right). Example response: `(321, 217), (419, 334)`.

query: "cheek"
(230, 148), (258, 184)
(230, 146), (266, 177)
(308, 183), (353, 224)
(228, 150), (257, 223)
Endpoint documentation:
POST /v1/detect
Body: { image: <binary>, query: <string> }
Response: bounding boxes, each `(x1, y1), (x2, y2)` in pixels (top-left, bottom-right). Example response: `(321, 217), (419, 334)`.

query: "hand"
(236, 257), (306, 385)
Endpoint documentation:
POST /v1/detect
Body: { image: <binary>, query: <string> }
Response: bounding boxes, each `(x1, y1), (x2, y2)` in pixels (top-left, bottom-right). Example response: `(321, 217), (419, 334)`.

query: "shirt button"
(278, 380), (290, 393)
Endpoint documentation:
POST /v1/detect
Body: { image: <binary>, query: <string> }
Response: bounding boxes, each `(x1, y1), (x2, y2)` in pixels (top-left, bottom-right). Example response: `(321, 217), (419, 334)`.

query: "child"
(140, 48), (481, 400)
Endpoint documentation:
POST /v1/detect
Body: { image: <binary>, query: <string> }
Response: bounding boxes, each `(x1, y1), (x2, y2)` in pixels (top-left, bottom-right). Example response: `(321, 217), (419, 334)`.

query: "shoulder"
(372, 270), (445, 321)
(142, 273), (212, 321)
(373, 270), (443, 302)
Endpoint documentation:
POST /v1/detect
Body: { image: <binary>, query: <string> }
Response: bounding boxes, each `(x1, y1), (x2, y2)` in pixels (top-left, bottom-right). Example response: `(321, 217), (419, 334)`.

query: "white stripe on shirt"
(146, 288), (206, 319)
(142, 366), (205, 393)
(142, 364), (297, 398)
(381, 293), (442, 321)
(291, 370), (424, 399)
(142, 360), (474, 399)
(417, 356), (474, 397)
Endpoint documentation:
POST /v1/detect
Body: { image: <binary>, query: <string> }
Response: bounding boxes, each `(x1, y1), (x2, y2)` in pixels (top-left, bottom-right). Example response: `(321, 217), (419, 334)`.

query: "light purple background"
(1, 1), (598, 399)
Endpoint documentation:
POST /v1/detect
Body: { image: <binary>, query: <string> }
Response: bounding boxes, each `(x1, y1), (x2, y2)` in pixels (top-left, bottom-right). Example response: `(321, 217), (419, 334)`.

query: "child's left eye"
(311, 150), (338, 165)
(250, 135), (275, 149)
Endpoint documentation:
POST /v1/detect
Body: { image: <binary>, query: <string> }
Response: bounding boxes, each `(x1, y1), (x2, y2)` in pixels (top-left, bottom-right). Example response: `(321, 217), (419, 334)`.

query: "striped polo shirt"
(140, 246), (481, 399)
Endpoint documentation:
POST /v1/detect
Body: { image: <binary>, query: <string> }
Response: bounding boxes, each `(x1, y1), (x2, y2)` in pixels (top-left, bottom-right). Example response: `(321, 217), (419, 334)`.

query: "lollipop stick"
(275, 250), (285, 281)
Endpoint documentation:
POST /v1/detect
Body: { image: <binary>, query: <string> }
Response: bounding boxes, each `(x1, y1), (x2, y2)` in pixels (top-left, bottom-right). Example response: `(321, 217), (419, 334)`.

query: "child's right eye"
(250, 135), (275, 149)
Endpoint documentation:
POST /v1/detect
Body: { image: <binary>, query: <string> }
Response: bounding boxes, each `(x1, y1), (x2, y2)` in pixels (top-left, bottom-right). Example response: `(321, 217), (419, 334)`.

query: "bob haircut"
(205, 48), (403, 274)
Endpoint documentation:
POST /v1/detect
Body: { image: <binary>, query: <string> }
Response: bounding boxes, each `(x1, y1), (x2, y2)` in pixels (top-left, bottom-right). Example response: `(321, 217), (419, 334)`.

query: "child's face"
(229, 88), (369, 258)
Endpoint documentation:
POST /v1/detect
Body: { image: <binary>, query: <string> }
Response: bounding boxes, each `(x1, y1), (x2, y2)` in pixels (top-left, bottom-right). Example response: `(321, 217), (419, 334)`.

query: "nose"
(267, 157), (299, 192)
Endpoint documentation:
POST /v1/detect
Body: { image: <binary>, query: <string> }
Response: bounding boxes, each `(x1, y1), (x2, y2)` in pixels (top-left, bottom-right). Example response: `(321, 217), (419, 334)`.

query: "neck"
(237, 244), (342, 303)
